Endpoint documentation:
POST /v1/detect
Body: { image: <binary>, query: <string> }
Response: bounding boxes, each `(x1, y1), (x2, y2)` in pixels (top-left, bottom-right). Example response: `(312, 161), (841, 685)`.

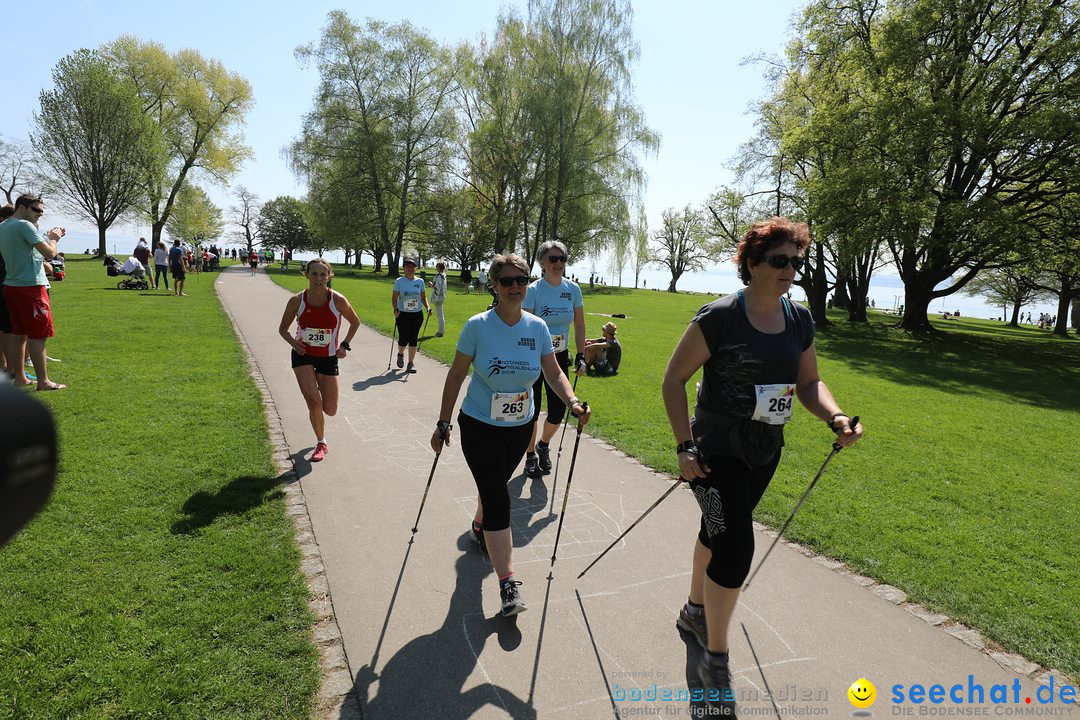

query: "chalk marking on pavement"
(460, 615), (511, 715)
(738, 600), (796, 657)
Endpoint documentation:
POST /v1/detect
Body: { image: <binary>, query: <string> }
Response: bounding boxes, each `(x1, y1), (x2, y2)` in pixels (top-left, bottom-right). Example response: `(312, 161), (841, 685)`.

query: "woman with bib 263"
(431, 253), (591, 617)
(522, 240), (586, 479)
(279, 258), (361, 463)
(662, 217), (862, 711)
(392, 256), (431, 374)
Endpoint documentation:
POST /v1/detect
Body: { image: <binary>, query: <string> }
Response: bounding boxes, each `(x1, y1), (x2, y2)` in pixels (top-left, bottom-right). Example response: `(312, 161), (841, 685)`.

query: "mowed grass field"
(0, 257), (318, 719)
(273, 265), (1080, 680)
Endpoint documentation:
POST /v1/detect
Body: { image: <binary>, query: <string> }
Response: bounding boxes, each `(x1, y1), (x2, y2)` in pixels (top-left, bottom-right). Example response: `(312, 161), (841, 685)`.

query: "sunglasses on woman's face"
(764, 255), (805, 272)
(496, 275), (530, 287)
(545, 255), (567, 264)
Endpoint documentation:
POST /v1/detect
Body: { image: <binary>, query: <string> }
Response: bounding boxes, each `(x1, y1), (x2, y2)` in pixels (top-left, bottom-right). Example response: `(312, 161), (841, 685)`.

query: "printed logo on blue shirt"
(518, 337), (536, 351)
(488, 358), (509, 376)
(560, 292), (572, 301)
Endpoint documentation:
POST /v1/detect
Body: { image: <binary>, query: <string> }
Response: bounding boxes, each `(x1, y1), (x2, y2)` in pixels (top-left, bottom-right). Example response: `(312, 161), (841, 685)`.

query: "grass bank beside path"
(273, 265), (1079, 680)
(0, 257), (318, 719)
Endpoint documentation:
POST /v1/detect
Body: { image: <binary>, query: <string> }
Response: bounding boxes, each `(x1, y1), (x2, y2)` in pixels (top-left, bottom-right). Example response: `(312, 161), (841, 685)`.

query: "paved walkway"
(216, 266), (1066, 720)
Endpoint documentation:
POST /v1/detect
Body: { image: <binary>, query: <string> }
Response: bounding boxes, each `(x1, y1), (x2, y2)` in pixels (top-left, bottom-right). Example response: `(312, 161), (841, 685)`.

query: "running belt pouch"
(691, 406), (784, 467)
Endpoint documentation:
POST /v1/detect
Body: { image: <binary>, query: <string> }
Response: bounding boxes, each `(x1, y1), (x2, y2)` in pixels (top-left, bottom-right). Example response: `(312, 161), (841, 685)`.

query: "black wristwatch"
(436, 420), (451, 438)
(575, 352), (586, 370)
(340, 340), (351, 352)
(676, 440), (699, 456)
(827, 413), (848, 431)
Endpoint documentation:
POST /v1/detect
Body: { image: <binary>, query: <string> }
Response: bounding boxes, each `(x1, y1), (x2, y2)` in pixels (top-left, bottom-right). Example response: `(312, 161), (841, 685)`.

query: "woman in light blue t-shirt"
(391, 256), (430, 373)
(431, 253), (592, 618)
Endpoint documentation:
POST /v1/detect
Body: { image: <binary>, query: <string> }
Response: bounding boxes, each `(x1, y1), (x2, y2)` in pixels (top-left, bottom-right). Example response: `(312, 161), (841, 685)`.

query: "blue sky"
(2, 0), (803, 248)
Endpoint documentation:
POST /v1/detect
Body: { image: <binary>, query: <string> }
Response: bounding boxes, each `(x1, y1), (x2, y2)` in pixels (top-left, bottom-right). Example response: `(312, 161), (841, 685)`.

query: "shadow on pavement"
(171, 472), (291, 535)
(348, 538), (536, 719)
(352, 372), (407, 392)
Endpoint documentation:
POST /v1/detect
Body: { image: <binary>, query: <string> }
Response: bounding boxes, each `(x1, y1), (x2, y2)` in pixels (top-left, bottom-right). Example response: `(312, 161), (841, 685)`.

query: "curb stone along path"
(217, 278), (359, 720)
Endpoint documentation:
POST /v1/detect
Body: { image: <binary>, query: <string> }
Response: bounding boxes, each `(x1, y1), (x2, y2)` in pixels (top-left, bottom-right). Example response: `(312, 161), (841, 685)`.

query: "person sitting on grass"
(584, 321), (622, 376)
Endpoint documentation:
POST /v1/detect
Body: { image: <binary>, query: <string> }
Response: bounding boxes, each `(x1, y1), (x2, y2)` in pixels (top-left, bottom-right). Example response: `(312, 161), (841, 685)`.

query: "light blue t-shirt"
(393, 276), (426, 313)
(457, 310), (554, 426)
(523, 276), (583, 353)
(0, 219), (48, 287)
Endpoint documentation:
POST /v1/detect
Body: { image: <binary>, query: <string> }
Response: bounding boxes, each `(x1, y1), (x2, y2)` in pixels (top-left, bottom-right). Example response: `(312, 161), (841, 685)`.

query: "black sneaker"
(500, 579), (527, 616)
(677, 605), (707, 649)
(525, 454), (542, 478)
(697, 653), (737, 714)
(471, 523), (486, 551)
(536, 442), (552, 474)
(407, 362), (417, 374)
(396, 353), (404, 369)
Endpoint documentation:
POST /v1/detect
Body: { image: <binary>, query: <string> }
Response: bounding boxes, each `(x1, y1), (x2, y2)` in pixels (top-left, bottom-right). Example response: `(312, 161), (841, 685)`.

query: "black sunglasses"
(764, 255), (805, 272)
(496, 275), (530, 287)
(29, 206), (44, 214)
(545, 255), (568, 263)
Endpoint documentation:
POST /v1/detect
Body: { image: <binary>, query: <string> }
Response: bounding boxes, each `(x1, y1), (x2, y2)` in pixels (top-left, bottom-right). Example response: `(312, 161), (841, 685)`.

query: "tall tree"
(257, 196), (315, 260)
(294, 13), (458, 278)
(414, 185), (494, 275)
(33, 50), (162, 255)
(229, 186), (261, 256)
(106, 37), (253, 252)
(652, 206), (712, 293)
(165, 183), (223, 246)
(963, 264), (1046, 327)
(631, 206), (649, 289)
(1031, 192), (1080, 336)
(792, 0), (1080, 331)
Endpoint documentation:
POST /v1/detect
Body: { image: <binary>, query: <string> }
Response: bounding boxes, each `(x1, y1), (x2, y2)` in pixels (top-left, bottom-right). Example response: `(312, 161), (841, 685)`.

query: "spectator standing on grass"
(153, 241), (169, 291)
(661, 216), (861, 713)
(431, 262), (448, 337)
(0, 194), (66, 390)
(168, 239), (188, 297)
(0, 204), (14, 376)
(133, 238), (154, 289)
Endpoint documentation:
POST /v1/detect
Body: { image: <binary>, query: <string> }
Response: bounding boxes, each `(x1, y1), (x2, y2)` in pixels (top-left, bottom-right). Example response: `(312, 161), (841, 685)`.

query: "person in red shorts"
(0, 194), (66, 390)
(278, 258), (360, 462)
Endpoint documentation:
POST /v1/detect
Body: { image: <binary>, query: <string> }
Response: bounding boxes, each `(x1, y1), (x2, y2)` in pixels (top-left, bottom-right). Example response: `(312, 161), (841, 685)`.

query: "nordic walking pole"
(412, 425), (450, 533)
(743, 415), (859, 591)
(418, 310), (432, 349)
(550, 403), (587, 567)
(386, 323), (398, 371)
(577, 476), (687, 579)
(550, 374), (580, 509)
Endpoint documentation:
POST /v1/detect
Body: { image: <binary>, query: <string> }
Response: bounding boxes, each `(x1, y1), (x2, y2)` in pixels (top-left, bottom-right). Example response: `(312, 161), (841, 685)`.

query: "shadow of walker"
(170, 471), (294, 535)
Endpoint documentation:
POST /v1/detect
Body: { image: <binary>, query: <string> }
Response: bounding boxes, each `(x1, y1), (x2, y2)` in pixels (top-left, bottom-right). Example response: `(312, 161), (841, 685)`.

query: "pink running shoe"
(312, 442), (329, 462)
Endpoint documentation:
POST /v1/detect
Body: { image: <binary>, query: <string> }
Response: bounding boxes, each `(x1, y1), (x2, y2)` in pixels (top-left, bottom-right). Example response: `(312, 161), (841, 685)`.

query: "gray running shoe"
(396, 353), (404, 369)
(677, 605), (707, 649)
(407, 362), (417, 374)
(525, 455), (543, 478)
(536, 442), (552, 474)
(697, 653), (737, 715)
(500, 580), (527, 617)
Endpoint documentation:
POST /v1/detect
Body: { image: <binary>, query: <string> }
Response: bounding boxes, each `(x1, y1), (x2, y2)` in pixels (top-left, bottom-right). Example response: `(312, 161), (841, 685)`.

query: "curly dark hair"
(735, 216), (811, 285)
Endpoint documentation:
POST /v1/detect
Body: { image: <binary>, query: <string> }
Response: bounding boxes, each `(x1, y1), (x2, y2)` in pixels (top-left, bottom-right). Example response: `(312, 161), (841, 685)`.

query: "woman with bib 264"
(392, 256), (431, 374)
(279, 258), (361, 463)
(522, 240), (586, 479)
(431, 253), (591, 617)
(662, 217), (862, 711)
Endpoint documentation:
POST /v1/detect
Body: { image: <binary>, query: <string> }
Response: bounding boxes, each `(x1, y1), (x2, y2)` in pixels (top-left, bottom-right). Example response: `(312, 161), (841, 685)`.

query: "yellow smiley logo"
(848, 678), (876, 709)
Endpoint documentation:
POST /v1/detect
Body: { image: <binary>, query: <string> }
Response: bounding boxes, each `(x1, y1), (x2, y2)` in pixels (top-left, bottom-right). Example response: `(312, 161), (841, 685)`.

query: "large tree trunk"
(1010, 299), (1022, 326)
(1071, 299), (1080, 334)
(1053, 289), (1074, 336)
(97, 225), (107, 257)
(897, 281), (934, 331)
(799, 239), (830, 326)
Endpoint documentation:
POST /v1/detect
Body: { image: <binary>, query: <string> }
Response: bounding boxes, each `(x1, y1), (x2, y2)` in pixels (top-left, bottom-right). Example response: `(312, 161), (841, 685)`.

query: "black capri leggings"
(396, 310), (424, 348)
(690, 451), (782, 588)
(531, 350), (570, 425)
(458, 412), (534, 531)
(154, 265), (169, 288)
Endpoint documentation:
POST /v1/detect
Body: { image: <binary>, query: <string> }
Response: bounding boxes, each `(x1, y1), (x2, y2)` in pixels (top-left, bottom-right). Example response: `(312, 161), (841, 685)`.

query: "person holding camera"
(0, 194), (65, 390)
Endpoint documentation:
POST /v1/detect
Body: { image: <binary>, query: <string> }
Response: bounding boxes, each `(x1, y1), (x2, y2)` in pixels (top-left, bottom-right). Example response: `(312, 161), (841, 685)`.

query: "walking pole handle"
(831, 415), (860, 451)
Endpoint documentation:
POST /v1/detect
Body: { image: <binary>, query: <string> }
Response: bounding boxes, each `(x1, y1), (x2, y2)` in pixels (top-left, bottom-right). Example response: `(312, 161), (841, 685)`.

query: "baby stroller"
(104, 255), (149, 290)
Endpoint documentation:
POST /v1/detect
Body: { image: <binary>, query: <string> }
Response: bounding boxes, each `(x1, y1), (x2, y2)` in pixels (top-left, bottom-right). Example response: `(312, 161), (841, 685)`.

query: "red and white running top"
(294, 290), (343, 357)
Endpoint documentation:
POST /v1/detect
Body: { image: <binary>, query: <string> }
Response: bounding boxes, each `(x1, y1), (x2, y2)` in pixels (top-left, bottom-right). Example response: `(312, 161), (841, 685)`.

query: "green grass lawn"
(0, 257), (318, 719)
(272, 265), (1080, 680)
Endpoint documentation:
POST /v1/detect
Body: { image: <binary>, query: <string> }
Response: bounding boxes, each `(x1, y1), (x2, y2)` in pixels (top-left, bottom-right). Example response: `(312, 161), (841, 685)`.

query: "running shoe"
(435, 332), (444, 338)
(407, 362), (417, 374)
(536, 442), (552, 474)
(697, 653), (737, 714)
(525, 454), (543, 478)
(677, 605), (708, 649)
(311, 442), (329, 462)
(471, 523), (486, 551)
(396, 353), (405, 369)
(500, 579), (527, 616)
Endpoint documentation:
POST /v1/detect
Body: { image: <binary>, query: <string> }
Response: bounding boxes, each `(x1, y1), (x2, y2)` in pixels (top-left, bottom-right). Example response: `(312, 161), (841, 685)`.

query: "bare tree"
(229, 186), (262, 255)
(0, 136), (37, 204)
(652, 206), (713, 293)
